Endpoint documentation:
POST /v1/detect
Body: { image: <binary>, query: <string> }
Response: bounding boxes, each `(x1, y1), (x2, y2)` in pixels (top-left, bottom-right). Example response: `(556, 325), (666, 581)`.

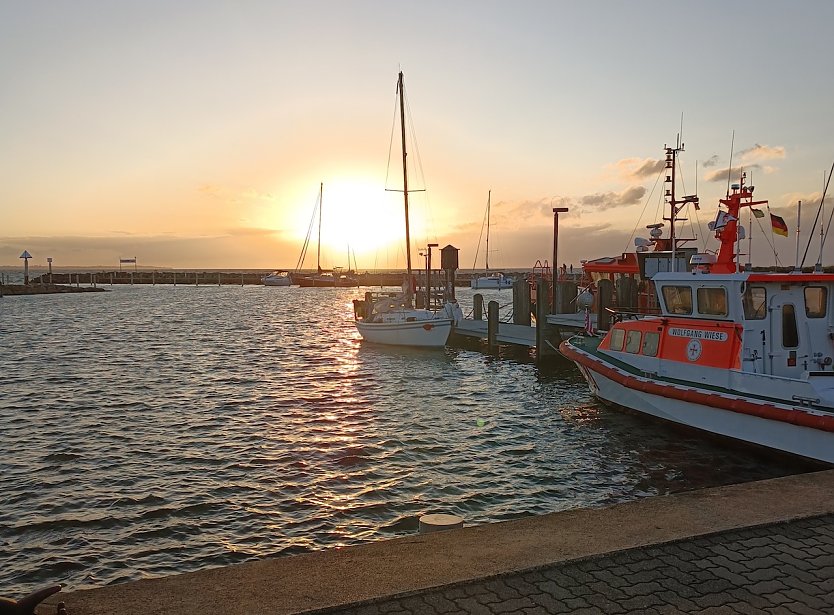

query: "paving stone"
(710, 563), (751, 587)
(781, 588), (833, 611)
(618, 592), (668, 611)
(532, 579), (577, 601)
(526, 592), (572, 614)
(451, 597), (496, 615)
(490, 596), (539, 614)
(420, 592), (460, 614)
(502, 575), (541, 597)
(327, 514), (834, 615)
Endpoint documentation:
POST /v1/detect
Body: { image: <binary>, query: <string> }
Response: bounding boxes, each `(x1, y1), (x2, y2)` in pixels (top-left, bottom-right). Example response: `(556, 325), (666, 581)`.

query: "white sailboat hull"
(356, 318), (453, 348)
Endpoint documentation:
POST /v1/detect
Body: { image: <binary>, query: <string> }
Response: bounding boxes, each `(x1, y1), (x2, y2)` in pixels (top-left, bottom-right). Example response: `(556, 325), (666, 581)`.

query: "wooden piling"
(487, 300), (499, 350)
(473, 293), (484, 320)
(513, 278), (531, 326)
(535, 280), (551, 358)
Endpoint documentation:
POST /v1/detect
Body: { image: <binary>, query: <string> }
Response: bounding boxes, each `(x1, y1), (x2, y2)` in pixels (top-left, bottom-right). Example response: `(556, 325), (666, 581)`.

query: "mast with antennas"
(664, 134), (700, 272)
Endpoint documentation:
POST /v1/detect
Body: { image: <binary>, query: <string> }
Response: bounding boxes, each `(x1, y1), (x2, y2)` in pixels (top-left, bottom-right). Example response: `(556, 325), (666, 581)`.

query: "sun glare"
(279, 178), (416, 266)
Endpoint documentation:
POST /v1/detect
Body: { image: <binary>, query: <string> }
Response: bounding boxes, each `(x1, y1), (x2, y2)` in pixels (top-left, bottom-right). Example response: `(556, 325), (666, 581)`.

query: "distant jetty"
(29, 270), (528, 287)
(0, 283), (104, 296)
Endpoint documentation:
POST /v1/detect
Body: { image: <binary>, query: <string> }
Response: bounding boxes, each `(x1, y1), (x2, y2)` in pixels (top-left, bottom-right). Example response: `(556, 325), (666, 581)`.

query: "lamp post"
(551, 207), (569, 313)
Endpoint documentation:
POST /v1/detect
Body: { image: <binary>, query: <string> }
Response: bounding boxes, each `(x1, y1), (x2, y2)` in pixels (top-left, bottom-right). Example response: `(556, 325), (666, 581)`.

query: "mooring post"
(473, 293), (484, 320)
(218, 272), (221, 287)
(536, 279), (555, 360)
(513, 277), (531, 326)
(195, 272), (198, 287)
(487, 300), (499, 350)
(173, 271), (177, 286)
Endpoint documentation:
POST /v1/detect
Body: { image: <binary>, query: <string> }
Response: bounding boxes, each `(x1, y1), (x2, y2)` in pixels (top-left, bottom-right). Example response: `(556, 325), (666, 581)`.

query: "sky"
(2, 1), (834, 271)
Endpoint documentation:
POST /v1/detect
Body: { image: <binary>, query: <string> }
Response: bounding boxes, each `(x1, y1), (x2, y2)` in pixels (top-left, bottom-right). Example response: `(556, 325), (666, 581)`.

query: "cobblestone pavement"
(333, 514), (834, 614)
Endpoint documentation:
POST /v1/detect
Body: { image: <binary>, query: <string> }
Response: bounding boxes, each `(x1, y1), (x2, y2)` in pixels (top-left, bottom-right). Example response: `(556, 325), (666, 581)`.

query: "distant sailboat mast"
(485, 190), (491, 272)
(317, 182), (323, 274)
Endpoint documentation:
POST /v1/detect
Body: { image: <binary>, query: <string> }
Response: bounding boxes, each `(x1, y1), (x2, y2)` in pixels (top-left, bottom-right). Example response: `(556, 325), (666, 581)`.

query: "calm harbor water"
(0, 284), (808, 596)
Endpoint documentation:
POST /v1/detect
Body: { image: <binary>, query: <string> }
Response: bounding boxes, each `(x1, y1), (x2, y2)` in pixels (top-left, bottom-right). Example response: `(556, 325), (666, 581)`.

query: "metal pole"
(551, 207), (568, 313)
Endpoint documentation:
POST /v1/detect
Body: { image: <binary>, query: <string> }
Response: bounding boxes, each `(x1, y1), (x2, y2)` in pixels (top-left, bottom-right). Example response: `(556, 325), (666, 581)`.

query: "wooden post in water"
(473, 293), (484, 320)
(173, 271), (177, 286)
(513, 278), (531, 326)
(152, 270), (155, 285)
(218, 272), (221, 286)
(129, 271), (133, 286)
(596, 278), (613, 331)
(110, 272), (114, 285)
(487, 300), (499, 350)
(536, 279), (558, 360)
(241, 273), (244, 286)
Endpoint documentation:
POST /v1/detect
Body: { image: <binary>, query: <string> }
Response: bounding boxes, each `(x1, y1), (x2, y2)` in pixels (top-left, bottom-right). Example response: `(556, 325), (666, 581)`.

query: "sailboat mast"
(398, 71), (413, 277)
(486, 190), (491, 271)
(317, 182), (323, 274)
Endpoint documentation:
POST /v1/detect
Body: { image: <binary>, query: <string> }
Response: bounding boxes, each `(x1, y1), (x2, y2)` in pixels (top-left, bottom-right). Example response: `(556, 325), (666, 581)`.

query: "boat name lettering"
(669, 328), (728, 342)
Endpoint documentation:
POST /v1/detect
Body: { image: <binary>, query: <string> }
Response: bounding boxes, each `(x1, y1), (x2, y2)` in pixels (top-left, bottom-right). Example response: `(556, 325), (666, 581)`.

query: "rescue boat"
(561, 143), (834, 464)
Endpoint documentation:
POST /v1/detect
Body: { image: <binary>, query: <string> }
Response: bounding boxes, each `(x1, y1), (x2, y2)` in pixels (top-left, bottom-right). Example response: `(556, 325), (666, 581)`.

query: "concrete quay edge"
(47, 469), (834, 615)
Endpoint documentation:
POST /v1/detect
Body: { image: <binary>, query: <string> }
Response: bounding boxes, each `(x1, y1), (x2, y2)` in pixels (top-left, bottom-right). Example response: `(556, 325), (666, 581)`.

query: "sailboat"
(352, 72), (461, 347)
(294, 183), (358, 288)
(471, 190), (514, 289)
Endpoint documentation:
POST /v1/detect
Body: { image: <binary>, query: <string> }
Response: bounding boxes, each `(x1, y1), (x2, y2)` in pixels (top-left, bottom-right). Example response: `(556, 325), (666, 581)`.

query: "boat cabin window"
(610, 328), (625, 351)
(642, 331), (660, 357)
(743, 286), (767, 320)
(625, 330), (641, 353)
(697, 287), (728, 317)
(782, 304), (799, 348)
(662, 286), (692, 315)
(804, 286), (827, 318)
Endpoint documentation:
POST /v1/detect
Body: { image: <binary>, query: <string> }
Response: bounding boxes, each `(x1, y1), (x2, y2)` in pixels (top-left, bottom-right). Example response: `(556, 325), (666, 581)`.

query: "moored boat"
(470, 191), (515, 290)
(561, 141), (834, 464)
(352, 71), (460, 348)
(262, 270), (292, 286)
(470, 272), (515, 290)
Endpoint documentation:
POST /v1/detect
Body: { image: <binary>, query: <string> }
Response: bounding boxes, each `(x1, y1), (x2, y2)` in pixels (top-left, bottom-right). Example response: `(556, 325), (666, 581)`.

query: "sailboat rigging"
(470, 190), (514, 289)
(352, 71), (461, 347)
(294, 183), (358, 288)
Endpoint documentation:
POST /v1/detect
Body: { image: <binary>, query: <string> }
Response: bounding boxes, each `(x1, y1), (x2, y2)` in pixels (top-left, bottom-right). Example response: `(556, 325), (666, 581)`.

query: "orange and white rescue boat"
(561, 145), (834, 464)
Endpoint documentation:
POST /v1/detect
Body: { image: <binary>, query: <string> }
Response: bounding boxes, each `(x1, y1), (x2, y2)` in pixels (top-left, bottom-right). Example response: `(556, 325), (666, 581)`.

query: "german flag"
(771, 213), (788, 237)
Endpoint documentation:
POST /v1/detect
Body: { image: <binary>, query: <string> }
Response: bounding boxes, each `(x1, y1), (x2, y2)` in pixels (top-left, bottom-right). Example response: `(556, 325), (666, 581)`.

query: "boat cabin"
(599, 271), (834, 379)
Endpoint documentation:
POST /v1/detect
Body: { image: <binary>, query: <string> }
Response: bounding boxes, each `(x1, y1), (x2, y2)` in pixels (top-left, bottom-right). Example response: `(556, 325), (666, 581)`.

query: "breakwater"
(29, 270), (530, 287)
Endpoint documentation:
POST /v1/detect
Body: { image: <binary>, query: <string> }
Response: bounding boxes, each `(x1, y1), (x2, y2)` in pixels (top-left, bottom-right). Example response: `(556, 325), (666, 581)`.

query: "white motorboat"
(470, 272), (515, 290)
(561, 140), (834, 464)
(352, 72), (460, 348)
(262, 271), (292, 286)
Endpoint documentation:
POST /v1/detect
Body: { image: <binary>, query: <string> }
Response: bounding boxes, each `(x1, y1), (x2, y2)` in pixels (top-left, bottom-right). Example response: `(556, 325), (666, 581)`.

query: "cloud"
(580, 185), (646, 210)
(739, 144), (786, 163)
(614, 157), (665, 179)
(702, 155), (720, 168)
(704, 164), (763, 183)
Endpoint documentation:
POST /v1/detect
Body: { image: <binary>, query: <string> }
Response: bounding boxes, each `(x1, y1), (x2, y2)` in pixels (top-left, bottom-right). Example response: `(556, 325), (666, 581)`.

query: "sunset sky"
(2, 1), (834, 271)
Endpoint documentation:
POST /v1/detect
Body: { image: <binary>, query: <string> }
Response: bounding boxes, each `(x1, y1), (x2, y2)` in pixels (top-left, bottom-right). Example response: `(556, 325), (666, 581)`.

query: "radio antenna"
(726, 130), (735, 198)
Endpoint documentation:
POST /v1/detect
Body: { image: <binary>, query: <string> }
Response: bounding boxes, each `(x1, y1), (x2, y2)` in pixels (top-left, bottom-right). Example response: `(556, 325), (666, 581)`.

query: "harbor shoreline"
(48, 469), (834, 615)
